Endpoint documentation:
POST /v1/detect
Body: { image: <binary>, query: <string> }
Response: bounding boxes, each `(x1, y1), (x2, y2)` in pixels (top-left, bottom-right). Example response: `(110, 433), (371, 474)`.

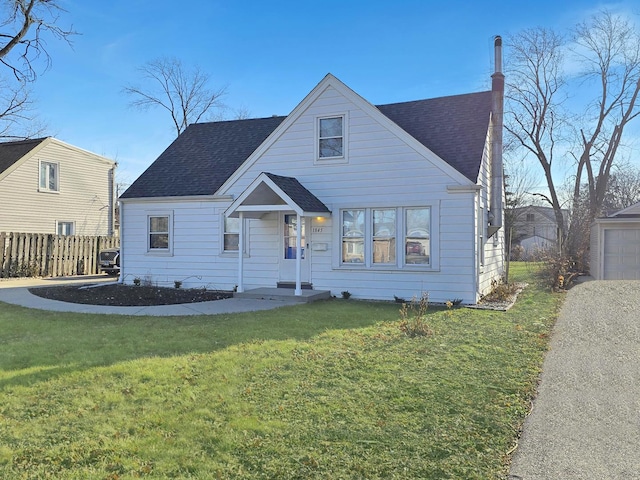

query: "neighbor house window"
(341, 209), (365, 263)
(148, 215), (170, 250)
(223, 216), (240, 252)
(318, 116), (343, 158)
(57, 221), (74, 236)
(526, 213), (535, 222)
(405, 208), (430, 265)
(39, 161), (59, 192)
(373, 209), (396, 264)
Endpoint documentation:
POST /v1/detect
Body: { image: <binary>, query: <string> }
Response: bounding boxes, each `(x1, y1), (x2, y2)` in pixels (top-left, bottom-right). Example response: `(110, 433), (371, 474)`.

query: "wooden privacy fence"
(0, 232), (119, 278)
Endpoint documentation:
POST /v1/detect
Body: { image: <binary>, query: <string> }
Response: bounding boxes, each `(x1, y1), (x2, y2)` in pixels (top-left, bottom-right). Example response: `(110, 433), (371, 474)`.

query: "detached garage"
(591, 202), (640, 280)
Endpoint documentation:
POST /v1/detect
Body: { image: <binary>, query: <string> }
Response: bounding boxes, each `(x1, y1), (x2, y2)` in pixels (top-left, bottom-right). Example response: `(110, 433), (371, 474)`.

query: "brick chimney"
(488, 35), (504, 237)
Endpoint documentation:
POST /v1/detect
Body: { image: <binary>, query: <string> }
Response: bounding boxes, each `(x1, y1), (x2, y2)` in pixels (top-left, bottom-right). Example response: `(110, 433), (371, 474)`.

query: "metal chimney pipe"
(488, 35), (504, 237)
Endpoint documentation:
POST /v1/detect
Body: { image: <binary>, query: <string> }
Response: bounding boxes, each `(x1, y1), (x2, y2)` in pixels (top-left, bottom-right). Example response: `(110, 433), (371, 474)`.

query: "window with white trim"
(373, 209), (396, 264)
(39, 161), (59, 192)
(405, 208), (430, 265)
(318, 116), (344, 158)
(223, 216), (240, 252)
(340, 207), (432, 267)
(148, 214), (170, 251)
(341, 209), (365, 263)
(57, 221), (74, 236)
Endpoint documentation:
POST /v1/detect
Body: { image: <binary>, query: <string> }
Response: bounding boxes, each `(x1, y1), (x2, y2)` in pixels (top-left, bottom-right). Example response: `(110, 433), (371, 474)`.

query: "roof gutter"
(118, 194), (233, 204)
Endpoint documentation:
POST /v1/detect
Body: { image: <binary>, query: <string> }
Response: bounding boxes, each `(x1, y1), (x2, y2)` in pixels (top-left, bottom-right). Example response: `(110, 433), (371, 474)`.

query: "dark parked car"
(99, 248), (120, 276)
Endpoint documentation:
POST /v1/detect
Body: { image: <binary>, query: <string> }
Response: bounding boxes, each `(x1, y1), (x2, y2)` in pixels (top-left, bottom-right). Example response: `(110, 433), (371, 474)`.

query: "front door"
(279, 214), (310, 283)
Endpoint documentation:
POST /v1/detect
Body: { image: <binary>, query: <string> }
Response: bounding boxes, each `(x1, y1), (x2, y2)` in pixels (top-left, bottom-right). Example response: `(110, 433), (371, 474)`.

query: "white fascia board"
(225, 173), (302, 217)
(447, 184), (482, 193)
(48, 138), (116, 166)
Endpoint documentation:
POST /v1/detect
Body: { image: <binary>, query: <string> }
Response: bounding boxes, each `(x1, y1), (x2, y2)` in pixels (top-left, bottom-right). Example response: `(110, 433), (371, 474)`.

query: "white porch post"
(237, 212), (244, 293)
(295, 213), (302, 296)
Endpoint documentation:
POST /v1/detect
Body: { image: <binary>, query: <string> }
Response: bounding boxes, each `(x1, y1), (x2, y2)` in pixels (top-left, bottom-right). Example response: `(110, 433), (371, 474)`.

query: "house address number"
(312, 227), (324, 233)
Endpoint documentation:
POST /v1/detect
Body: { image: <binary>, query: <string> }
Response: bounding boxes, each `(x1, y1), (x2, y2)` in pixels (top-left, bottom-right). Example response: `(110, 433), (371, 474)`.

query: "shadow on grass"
(0, 299), (401, 389)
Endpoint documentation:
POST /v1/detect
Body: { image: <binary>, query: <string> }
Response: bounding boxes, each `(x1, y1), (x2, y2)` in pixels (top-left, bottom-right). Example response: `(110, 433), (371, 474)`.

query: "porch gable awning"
(225, 172), (331, 219)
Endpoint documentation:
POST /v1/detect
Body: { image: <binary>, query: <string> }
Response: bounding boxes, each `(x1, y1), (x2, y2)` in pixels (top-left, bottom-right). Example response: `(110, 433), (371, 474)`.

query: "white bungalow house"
(118, 38), (505, 304)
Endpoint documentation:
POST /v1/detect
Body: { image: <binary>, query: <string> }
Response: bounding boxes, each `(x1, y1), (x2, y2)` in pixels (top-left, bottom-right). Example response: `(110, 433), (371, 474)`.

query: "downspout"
(237, 212), (245, 293)
(108, 165), (116, 236)
(118, 201), (124, 284)
(488, 35), (504, 237)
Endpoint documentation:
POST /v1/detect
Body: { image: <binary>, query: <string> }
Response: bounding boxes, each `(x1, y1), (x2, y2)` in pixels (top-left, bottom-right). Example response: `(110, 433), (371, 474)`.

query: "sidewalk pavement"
(0, 275), (299, 316)
(508, 279), (640, 479)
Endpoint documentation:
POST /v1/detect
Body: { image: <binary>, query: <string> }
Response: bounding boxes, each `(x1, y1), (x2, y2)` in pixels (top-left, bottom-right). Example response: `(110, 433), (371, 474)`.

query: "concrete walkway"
(0, 275), (301, 316)
(509, 279), (640, 479)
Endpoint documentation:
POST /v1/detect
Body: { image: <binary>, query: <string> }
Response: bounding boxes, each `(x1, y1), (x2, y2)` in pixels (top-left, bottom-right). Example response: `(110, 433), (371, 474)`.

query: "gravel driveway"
(509, 279), (640, 479)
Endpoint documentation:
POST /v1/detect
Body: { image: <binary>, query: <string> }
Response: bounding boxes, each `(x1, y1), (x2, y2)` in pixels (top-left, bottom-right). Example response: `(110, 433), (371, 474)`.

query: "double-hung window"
(373, 209), (396, 264)
(223, 216), (240, 252)
(148, 214), (171, 252)
(405, 208), (430, 265)
(318, 116), (344, 158)
(39, 161), (59, 192)
(341, 209), (365, 263)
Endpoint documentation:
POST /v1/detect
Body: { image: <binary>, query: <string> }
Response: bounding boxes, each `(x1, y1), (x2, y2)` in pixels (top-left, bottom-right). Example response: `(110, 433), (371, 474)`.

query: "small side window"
(57, 221), (74, 236)
(149, 215), (170, 250)
(223, 217), (240, 252)
(39, 161), (59, 192)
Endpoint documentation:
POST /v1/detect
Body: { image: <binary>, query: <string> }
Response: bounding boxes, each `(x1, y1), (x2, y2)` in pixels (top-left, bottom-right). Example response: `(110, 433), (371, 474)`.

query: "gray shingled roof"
(121, 91), (493, 199)
(121, 117), (286, 199)
(0, 138), (47, 175)
(377, 91), (492, 182)
(264, 172), (330, 213)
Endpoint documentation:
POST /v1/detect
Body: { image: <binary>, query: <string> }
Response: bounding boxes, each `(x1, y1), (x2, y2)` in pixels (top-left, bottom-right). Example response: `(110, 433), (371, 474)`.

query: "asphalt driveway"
(509, 279), (640, 479)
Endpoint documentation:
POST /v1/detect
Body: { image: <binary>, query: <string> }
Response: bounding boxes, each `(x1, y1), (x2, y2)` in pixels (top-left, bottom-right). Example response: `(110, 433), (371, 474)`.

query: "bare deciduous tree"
(0, 0), (74, 139)
(0, 0), (74, 81)
(123, 57), (227, 136)
(505, 10), (640, 266)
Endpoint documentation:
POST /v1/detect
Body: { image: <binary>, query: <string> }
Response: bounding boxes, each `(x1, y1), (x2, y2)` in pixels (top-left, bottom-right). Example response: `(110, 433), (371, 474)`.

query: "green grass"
(0, 263), (561, 479)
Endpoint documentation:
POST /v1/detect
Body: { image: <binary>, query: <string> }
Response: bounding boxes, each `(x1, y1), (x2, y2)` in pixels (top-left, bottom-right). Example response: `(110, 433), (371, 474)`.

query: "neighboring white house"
(590, 202), (640, 280)
(0, 137), (117, 236)
(511, 205), (567, 259)
(119, 39), (506, 304)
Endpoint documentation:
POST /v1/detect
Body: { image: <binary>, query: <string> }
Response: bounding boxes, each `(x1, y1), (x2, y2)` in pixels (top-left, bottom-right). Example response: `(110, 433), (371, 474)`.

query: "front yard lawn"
(0, 263), (560, 479)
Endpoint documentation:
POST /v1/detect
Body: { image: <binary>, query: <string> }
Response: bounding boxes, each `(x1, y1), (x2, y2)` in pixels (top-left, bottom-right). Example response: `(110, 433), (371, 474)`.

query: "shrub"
(398, 293), (433, 338)
(341, 291), (351, 300)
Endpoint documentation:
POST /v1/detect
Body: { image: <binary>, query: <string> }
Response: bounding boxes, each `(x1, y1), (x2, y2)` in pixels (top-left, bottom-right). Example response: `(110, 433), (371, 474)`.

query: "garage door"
(603, 228), (640, 280)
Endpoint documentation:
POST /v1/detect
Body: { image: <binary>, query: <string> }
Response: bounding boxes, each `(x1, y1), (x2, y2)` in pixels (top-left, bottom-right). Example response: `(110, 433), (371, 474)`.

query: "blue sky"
(28, 0), (640, 187)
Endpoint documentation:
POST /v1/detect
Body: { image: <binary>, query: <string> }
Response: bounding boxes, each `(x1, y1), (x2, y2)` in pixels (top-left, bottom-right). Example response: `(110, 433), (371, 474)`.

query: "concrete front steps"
(234, 286), (331, 303)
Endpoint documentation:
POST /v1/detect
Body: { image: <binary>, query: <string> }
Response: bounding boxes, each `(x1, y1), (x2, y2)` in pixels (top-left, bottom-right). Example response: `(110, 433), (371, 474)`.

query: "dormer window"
(318, 116), (344, 158)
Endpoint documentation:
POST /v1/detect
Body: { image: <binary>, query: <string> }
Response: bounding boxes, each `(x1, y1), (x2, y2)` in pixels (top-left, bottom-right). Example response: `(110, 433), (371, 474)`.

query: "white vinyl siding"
(0, 139), (115, 235)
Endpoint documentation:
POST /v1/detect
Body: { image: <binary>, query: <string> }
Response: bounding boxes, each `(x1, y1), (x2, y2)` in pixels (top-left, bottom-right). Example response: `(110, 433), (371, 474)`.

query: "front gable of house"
(219, 74), (476, 200)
